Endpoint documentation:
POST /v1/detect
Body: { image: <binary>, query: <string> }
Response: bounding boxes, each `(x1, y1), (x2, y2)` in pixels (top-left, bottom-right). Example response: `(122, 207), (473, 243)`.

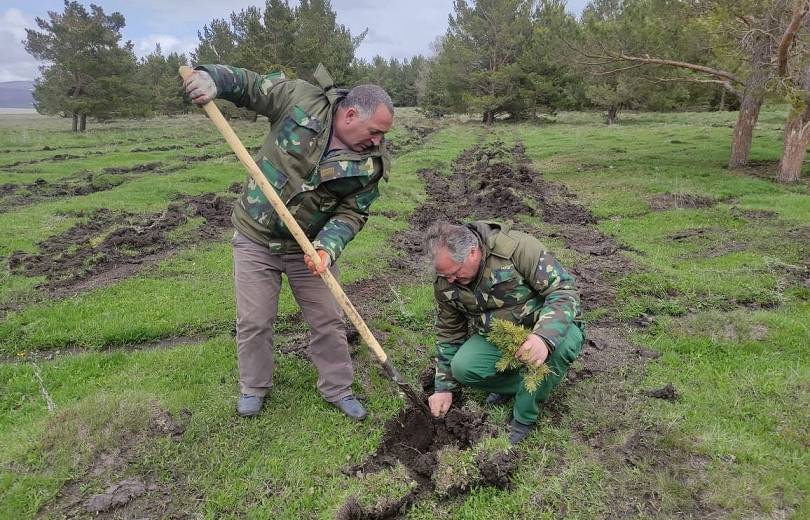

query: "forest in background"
(20, 0), (810, 182)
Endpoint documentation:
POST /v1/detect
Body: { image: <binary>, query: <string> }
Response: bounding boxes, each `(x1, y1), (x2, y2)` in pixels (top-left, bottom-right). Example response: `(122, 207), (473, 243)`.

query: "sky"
(0, 0), (589, 83)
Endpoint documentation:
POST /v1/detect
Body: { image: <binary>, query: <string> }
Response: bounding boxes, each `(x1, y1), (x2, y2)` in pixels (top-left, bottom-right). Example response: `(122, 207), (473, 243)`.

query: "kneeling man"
(425, 221), (585, 444)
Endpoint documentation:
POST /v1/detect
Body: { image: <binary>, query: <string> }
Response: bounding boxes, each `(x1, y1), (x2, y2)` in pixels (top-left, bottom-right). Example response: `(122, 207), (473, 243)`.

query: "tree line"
(25, 0), (808, 182)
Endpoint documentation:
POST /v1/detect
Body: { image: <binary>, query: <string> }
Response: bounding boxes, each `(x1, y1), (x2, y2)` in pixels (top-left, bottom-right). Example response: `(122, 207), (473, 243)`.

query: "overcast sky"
(1, 0), (589, 82)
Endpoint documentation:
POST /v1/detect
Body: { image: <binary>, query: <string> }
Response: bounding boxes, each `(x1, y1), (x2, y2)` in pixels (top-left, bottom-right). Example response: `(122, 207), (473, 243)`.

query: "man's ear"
(343, 106), (358, 124)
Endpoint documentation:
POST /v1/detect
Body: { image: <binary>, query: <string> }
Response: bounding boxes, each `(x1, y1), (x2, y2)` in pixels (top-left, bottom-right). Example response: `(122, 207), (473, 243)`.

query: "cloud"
(134, 34), (198, 59)
(349, 2), (455, 60)
(0, 8), (42, 82)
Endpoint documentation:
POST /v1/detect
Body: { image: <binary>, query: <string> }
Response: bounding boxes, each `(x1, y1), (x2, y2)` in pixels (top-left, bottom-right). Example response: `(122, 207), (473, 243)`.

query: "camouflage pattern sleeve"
(311, 181), (380, 261)
(435, 341), (461, 392)
(195, 64), (289, 121)
(509, 233), (580, 351)
(526, 252), (581, 351)
(433, 289), (469, 392)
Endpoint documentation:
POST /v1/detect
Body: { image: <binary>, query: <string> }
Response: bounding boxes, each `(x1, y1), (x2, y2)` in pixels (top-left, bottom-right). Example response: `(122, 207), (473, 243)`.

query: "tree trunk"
(729, 69), (768, 169)
(79, 114), (87, 132)
(718, 88), (726, 111)
(777, 104), (810, 183)
(606, 105), (619, 125)
(72, 113), (78, 132)
(251, 111), (259, 123)
(482, 110), (494, 126)
(729, 90), (764, 168)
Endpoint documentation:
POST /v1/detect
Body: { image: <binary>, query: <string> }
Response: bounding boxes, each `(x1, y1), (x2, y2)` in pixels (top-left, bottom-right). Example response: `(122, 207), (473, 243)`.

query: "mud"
(8, 192), (235, 297)
(337, 405), (516, 519)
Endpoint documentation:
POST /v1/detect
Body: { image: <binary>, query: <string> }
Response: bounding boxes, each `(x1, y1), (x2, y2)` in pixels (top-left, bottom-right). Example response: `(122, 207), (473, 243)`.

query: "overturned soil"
(337, 138), (711, 517)
(328, 139), (652, 518)
(386, 124), (439, 157)
(337, 405), (517, 519)
(38, 406), (197, 519)
(0, 163), (164, 212)
(0, 150), (101, 169)
(7, 192), (235, 298)
(648, 193), (720, 211)
(391, 139), (632, 320)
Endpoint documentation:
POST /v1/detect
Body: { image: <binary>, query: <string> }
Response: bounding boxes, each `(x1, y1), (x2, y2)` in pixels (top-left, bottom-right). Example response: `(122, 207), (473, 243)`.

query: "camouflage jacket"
(433, 221), (582, 392)
(195, 64), (390, 261)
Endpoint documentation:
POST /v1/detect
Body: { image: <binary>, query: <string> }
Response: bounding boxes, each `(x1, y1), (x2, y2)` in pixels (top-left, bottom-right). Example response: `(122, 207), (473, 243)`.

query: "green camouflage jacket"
(195, 63), (390, 261)
(433, 221), (582, 392)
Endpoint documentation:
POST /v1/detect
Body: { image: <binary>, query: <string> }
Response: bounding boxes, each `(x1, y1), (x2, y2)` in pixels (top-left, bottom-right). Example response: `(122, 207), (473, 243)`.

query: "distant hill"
(0, 81), (35, 109)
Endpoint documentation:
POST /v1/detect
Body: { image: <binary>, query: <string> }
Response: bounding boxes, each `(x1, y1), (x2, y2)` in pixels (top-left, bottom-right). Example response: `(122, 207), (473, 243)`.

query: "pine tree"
(24, 1), (139, 131)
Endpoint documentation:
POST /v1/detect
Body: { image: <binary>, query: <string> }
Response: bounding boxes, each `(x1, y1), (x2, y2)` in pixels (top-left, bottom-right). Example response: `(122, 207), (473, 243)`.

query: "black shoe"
(508, 418), (533, 445)
(485, 393), (512, 406)
(331, 396), (367, 421)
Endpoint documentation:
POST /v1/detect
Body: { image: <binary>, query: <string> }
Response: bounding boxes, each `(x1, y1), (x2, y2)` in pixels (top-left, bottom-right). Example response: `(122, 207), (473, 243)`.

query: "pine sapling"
(486, 319), (553, 392)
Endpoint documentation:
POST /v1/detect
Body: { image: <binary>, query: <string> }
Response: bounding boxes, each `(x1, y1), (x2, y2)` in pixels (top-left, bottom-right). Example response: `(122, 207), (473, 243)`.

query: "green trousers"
(449, 325), (585, 425)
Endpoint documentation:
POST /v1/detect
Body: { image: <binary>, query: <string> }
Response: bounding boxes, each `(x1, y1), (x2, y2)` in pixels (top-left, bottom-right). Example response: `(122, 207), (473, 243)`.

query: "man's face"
(333, 104), (394, 152)
(434, 246), (481, 286)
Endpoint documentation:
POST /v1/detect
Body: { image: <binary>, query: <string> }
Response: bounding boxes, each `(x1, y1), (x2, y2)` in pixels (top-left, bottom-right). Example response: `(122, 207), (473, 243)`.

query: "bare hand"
(428, 392), (453, 417)
(515, 334), (549, 367)
(304, 249), (331, 276)
(182, 70), (217, 104)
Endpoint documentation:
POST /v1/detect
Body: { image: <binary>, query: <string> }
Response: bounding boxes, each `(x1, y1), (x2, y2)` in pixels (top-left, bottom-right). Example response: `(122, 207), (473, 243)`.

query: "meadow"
(0, 106), (807, 518)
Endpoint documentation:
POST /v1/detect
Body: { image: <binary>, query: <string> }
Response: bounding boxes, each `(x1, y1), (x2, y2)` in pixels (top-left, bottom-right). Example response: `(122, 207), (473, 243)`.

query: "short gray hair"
(343, 84), (394, 119)
(424, 222), (478, 264)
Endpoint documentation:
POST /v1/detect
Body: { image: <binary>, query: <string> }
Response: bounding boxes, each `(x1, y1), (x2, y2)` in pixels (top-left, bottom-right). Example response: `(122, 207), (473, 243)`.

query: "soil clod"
(644, 383), (679, 401)
(84, 478), (146, 513)
(338, 403), (511, 518)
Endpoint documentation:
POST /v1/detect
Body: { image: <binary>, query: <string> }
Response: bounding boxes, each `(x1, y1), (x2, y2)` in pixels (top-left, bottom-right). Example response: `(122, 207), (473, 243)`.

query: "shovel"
(179, 66), (429, 414)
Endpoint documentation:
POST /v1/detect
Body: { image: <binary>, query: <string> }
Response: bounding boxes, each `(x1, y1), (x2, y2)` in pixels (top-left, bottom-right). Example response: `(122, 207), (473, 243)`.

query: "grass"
(1, 107), (808, 518)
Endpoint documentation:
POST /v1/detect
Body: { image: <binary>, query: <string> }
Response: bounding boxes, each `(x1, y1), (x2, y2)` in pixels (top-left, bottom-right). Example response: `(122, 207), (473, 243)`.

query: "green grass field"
(1, 107), (808, 518)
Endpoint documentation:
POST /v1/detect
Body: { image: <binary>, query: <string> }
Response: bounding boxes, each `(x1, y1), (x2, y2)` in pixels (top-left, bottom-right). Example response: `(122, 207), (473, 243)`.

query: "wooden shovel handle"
(179, 66), (390, 365)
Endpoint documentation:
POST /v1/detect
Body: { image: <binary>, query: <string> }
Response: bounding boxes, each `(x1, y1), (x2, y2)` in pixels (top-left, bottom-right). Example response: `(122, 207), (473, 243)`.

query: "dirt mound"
(644, 383), (679, 401)
(8, 192), (235, 296)
(102, 161), (163, 174)
(1, 151), (95, 169)
(0, 174), (124, 212)
(390, 141), (610, 282)
(337, 405), (517, 519)
(386, 125), (438, 157)
(648, 193), (718, 211)
(0, 164), (165, 212)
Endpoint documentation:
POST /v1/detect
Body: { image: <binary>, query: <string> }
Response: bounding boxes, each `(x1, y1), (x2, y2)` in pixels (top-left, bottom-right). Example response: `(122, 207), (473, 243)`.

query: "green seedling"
(487, 319), (553, 392)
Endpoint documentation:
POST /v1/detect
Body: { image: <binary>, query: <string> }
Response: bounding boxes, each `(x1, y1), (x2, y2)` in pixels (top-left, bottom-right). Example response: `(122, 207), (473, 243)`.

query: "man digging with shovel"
(425, 221), (585, 444)
(183, 64), (393, 420)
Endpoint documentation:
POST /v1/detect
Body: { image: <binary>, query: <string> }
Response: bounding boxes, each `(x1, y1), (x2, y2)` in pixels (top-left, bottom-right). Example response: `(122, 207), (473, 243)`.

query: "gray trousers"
(232, 231), (354, 402)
